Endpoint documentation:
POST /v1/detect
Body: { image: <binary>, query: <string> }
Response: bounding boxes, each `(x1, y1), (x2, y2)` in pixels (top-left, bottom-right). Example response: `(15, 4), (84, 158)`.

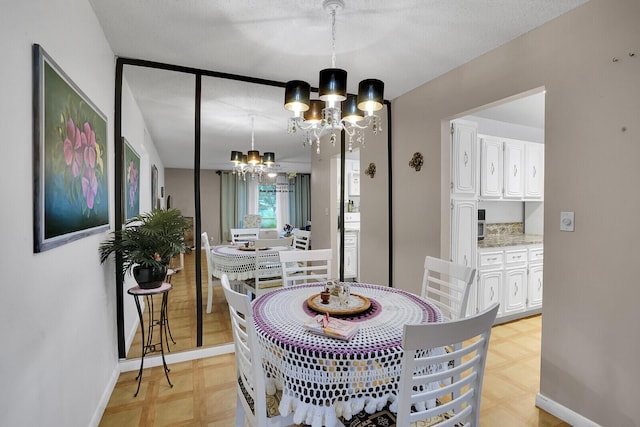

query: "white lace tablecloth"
(209, 245), (291, 280)
(253, 283), (444, 427)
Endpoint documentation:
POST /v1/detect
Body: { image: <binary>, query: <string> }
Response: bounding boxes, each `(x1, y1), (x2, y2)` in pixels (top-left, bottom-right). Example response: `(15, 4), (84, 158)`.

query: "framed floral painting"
(124, 138), (140, 220)
(151, 164), (159, 209)
(32, 44), (109, 252)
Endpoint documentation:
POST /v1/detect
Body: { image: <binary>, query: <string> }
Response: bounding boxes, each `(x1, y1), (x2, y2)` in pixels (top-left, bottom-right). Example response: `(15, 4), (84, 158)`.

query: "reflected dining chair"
(201, 232), (222, 314)
(421, 256), (476, 321)
(395, 303), (499, 426)
(292, 229), (311, 250)
(243, 250), (283, 298)
(242, 214), (262, 229)
(231, 228), (260, 244)
(220, 274), (294, 427)
(279, 248), (332, 287)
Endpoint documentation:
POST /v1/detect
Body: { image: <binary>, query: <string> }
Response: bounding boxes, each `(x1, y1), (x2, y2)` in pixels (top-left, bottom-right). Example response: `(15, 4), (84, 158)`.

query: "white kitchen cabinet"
(343, 231), (358, 279)
(503, 139), (524, 199)
(477, 249), (503, 315)
(480, 136), (503, 198)
(527, 245), (543, 308)
(451, 120), (478, 197)
(478, 268), (503, 315)
(478, 245), (541, 320)
(524, 143), (544, 199)
(504, 261), (527, 315)
(451, 199), (477, 269)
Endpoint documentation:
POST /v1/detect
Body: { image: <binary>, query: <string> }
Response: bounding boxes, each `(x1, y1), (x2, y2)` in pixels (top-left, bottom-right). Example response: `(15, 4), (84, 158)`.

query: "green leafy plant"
(99, 208), (192, 276)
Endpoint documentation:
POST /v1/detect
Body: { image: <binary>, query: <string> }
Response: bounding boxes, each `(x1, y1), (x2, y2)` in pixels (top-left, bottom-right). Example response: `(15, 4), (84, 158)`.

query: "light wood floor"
(102, 252), (569, 426)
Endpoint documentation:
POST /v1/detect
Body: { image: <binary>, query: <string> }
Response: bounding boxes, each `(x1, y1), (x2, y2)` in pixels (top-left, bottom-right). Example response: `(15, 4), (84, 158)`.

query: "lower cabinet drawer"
(505, 249), (527, 265)
(479, 251), (504, 268)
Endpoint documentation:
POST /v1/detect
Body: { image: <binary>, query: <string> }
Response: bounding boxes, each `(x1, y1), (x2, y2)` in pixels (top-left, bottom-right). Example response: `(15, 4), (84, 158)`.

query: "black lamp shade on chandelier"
(304, 100), (324, 123)
(284, 75), (384, 119)
(342, 94), (363, 123)
(357, 79), (384, 113)
(284, 80), (311, 115)
(319, 68), (347, 102)
(263, 152), (275, 165)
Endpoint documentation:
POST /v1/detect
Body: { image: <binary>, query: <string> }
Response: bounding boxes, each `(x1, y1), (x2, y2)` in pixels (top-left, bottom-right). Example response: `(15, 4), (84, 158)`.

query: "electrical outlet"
(560, 211), (575, 232)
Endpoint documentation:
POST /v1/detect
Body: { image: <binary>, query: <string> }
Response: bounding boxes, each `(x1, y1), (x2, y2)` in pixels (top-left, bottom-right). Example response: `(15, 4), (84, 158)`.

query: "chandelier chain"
(250, 114), (255, 150)
(330, 7), (337, 68)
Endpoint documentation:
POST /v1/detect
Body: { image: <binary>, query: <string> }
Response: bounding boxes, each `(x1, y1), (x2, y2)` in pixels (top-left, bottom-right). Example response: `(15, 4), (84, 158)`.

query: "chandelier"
(230, 115), (275, 180)
(284, 0), (384, 154)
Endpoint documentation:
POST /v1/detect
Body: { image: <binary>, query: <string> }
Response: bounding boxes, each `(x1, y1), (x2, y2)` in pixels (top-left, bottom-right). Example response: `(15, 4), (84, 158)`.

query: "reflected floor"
(126, 250), (232, 358)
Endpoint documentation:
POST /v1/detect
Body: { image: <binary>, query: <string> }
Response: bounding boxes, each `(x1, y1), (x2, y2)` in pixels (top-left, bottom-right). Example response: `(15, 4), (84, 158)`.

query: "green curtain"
(220, 172), (247, 243)
(289, 173), (311, 230)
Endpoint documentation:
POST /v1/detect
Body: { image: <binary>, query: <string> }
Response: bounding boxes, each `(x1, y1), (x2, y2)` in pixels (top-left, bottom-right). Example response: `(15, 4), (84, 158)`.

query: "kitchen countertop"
(478, 233), (543, 249)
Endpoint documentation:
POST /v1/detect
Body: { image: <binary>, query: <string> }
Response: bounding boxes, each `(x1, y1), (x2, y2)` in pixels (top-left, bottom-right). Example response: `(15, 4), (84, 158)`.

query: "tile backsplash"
(486, 222), (523, 236)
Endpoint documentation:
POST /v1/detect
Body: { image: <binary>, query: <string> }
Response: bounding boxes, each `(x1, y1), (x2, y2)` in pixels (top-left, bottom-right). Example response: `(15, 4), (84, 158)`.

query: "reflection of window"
(258, 184), (276, 228)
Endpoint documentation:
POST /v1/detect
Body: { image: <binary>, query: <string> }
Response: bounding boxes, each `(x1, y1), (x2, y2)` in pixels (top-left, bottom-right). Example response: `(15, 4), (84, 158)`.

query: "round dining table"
(252, 282), (444, 427)
(209, 244), (291, 280)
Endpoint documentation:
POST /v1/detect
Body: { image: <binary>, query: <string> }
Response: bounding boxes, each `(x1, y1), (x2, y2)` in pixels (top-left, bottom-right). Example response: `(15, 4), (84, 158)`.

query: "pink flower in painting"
(72, 125), (84, 177)
(61, 118), (83, 177)
(63, 118), (76, 166)
(60, 116), (103, 211)
(82, 166), (98, 209)
(128, 160), (138, 208)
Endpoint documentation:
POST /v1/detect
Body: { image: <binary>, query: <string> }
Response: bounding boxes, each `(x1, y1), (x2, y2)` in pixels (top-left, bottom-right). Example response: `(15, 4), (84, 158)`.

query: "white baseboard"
(535, 393), (602, 427)
(119, 342), (235, 372)
(90, 363), (121, 427)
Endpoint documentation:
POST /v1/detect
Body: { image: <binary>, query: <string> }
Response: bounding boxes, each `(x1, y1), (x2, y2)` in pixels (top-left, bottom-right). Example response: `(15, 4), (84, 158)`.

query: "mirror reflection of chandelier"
(230, 115), (275, 181)
(284, 0), (384, 154)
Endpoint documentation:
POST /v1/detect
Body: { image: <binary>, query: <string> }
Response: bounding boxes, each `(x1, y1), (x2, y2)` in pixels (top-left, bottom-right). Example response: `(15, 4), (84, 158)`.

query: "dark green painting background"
(43, 61), (109, 239)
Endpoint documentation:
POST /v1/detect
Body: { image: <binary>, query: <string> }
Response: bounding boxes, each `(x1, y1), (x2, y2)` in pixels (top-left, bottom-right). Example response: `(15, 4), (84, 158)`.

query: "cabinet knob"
(464, 151), (469, 167)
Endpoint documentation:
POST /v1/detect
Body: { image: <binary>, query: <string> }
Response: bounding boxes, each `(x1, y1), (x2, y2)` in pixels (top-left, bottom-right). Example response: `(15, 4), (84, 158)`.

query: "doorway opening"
(449, 88), (545, 323)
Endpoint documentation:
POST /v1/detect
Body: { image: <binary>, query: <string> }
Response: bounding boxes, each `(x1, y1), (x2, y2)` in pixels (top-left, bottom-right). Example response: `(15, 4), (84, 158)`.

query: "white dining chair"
(395, 303), (499, 427)
(279, 248), (332, 286)
(421, 256), (476, 321)
(231, 228), (260, 244)
(220, 274), (294, 427)
(201, 232), (222, 314)
(243, 250), (283, 298)
(292, 229), (311, 250)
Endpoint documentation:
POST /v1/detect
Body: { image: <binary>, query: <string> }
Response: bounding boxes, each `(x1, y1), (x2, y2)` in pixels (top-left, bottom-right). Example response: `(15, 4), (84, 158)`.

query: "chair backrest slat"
(396, 304), (499, 427)
(292, 229), (311, 250)
(421, 256), (476, 320)
(231, 228), (260, 244)
(279, 248), (332, 287)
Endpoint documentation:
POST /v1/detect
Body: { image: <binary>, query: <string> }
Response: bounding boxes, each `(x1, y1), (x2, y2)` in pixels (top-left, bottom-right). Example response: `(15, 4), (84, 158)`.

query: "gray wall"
(165, 168), (221, 246)
(391, 0), (639, 424)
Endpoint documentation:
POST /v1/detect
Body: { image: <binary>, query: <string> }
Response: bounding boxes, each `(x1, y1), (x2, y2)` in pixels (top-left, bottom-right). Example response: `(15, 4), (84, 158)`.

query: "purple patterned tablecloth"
(252, 282), (443, 427)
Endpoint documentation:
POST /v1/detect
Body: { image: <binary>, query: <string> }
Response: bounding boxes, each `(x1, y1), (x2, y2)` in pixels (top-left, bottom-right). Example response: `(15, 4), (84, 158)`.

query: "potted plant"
(99, 208), (192, 289)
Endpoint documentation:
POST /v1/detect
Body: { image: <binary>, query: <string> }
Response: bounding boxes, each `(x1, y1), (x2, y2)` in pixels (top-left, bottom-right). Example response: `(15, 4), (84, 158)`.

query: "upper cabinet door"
(524, 143), (544, 199)
(503, 139), (524, 199)
(451, 120), (478, 197)
(480, 136), (503, 198)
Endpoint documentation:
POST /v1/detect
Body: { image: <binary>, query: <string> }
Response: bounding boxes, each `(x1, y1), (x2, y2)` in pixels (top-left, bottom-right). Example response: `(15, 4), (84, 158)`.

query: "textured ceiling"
(89, 0), (586, 171)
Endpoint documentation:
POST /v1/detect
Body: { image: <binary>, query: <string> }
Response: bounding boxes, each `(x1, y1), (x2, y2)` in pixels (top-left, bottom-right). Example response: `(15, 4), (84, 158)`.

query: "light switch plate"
(560, 211), (575, 232)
